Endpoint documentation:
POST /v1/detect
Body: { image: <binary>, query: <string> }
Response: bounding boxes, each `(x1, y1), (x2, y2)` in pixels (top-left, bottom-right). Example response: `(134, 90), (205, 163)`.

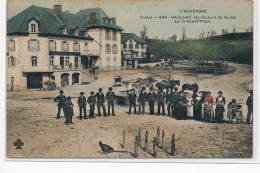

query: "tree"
(199, 31), (206, 39)
(182, 27), (187, 41)
(222, 29), (228, 35)
(140, 25), (148, 41)
(168, 34), (177, 42)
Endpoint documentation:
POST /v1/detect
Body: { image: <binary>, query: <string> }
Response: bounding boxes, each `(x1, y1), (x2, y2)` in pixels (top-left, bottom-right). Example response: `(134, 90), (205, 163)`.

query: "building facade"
(7, 5), (123, 89)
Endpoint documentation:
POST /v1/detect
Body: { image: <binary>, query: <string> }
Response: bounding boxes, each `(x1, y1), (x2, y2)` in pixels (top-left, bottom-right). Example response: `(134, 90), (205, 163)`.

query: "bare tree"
(140, 25), (148, 40)
(232, 25), (236, 33)
(182, 27), (187, 41)
(199, 31), (206, 39)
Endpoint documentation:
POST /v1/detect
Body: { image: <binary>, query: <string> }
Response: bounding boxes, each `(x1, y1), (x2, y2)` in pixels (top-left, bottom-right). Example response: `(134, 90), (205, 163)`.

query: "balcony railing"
(22, 65), (54, 72)
(53, 65), (82, 71)
(80, 50), (100, 56)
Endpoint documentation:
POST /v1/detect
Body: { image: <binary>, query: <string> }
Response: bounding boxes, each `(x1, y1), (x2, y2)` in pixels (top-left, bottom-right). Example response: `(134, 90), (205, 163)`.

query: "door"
(60, 57), (64, 70)
(27, 73), (42, 89)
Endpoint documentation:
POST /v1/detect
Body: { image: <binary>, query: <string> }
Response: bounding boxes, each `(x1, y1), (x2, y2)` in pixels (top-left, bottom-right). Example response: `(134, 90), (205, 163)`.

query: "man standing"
(246, 90), (253, 124)
(106, 87), (116, 116)
(137, 87), (147, 114)
(128, 89), (137, 114)
(166, 88), (172, 116)
(87, 91), (96, 119)
(95, 88), (106, 117)
(147, 87), (156, 115)
(77, 92), (87, 120)
(171, 88), (179, 117)
(157, 88), (166, 116)
(54, 90), (67, 119)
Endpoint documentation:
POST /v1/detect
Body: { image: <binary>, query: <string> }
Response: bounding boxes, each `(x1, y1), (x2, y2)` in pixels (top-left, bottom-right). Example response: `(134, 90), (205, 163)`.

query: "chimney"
(89, 12), (97, 24)
(53, 5), (62, 20)
(111, 17), (116, 24)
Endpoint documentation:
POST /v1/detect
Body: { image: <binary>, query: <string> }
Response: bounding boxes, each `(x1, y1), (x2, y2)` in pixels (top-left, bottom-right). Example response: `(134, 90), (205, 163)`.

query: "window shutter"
(8, 57), (10, 67)
(14, 40), (15, 51)
(37, 40), (40, 51)
(14, 57), (16, 67)
(28, 40), (30, 50)
(55, 41), (56, 51)
(78, 43), (80, 51)
(7, 40), (9, 51)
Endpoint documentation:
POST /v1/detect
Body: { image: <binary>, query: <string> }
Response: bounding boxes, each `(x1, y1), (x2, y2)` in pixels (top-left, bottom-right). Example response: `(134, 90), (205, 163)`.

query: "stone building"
(121, 33), (147, 69)
(7, 5), (123, 89)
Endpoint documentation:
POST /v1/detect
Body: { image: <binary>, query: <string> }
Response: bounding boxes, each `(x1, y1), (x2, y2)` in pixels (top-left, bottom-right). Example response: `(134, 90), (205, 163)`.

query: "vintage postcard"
(6, 0), (255, 160)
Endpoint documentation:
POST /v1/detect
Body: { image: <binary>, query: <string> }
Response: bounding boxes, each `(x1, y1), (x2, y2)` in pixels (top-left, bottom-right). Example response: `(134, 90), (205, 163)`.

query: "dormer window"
(74, 29), (78, 36)
(28, 19), (39, 33)
(129, 39), (133, 44)
(85, 30), (88, 37)
(63, 27), (67, 34)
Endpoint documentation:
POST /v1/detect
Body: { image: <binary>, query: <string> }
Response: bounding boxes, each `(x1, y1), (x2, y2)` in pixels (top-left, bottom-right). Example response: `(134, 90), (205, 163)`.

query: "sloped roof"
(76, 8), (123, 31)
(7, 5), (123, 39)
(121, 33), (147, 44)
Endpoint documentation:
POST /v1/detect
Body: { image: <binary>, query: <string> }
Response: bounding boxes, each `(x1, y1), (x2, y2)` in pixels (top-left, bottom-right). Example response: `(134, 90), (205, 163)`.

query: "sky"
(6, 0), (253, 40)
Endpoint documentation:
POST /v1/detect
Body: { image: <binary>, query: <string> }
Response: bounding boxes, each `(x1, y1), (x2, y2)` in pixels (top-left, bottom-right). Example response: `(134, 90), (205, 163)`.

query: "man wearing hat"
(106, 87), (116, 116)
(95, 88), (106, 117)
(246, 90), (253, 124)
(77, 92), (87, 120)
(87, 91), (96, 119)
(128, 89), (137, 114)
(157, 87), (166, 116)
(171, 87), (179, 117)
(54, 90), (67, 119)
(147, 87), (156, 115)
(137, 87), (147, 114)
(215, 91), (226, 123)
(166, 88), (172, 116)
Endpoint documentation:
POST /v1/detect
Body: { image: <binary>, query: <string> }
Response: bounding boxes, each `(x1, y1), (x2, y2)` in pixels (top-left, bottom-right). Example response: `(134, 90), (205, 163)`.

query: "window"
(141, 44), (145, 49)
(73, 42), (80, 52)
(141, 52), (145, 57)
(28, 39), (40, 51)
(9, 57), (16, 67)
(74, 29), (78, 36)
(129, 39), (133, 44)
(49, 40), (56, 51)
(31, 56), (37, 66)
(8, 39), (15, 52)
(105, 30), (110, 40)
(106, 57), (110, 68)
(61, 41), (69, 52)
(123, 44), (127, 49)
(66, 57), (70, 65)
(84, 42), (88, 51)
(135, 44), (139, 49)
(63, 27), (67, 34)
(112, 31), (117, 40)
(49, 56), (54, 66)
(135, 52), (139, 57)
(112, 45), (117, 54)
(31, 24), (36, 32)
(129, 44), (133, 50)
(113, 57), (117, 67)
(105, 44), (111, 54)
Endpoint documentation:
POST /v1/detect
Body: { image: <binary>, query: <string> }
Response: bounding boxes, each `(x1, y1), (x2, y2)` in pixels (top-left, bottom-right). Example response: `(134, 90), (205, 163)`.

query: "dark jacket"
(171, 92), (179, 104)
(129, 93), (137, 103)
(64, 101), (74, 118)
(157, 91), (166, 103)
(77, 96), (87, 106)
(54, 95), (67, 106)
(246, 96), (253, 110)
(95, 92), (105, 103)
(147, 91), (156, 103)
(137, 91), (147, 103)
(87, 96), (96, 106)
(106, 91), (116, 103)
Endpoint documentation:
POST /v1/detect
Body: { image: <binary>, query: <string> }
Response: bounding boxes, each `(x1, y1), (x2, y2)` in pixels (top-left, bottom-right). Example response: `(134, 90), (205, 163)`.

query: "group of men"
(54, 87), (116, 124)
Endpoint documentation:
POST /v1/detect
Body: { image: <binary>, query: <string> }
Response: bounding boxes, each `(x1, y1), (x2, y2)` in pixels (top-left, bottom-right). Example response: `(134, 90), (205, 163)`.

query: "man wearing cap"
(87, 91), (96, 119)
(77, 92), (87, 120)
(215, 91), (226, 123)
(95, 88), (106, 117)
(137, 87), (147, 114)
(246, 90), (253, 124)
(128, 89), (137, 114)
(147, 87), (156, 115)
(157, 88), (166, 116)
(106, 87), (116, 116)
(54, 90), (67, 119)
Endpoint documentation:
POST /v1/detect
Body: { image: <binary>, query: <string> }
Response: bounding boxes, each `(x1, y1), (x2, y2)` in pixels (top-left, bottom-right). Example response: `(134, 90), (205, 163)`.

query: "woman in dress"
(215, 91), (226, 123)
(193, 91), (202, 120)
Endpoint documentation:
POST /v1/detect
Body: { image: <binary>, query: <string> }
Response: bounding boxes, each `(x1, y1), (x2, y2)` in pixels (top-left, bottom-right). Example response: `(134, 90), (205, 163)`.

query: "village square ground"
(6, 62), (253, 158)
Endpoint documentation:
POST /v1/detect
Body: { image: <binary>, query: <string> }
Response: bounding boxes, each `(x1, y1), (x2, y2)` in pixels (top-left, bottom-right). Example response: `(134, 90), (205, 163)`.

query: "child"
(235, 105), (243, 124)
(64, 96), (74, 125)
(227, 99), (237, 123)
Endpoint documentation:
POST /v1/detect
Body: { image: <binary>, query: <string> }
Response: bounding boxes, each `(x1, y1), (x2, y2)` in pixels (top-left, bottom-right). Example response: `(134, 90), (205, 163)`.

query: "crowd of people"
(53, 86), (253, 125)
